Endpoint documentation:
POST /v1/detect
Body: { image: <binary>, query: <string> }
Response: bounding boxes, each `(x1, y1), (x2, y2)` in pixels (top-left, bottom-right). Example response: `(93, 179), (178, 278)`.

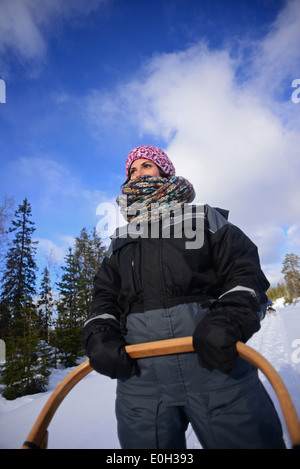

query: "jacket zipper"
(159, 237), (168, 308)
(131, 244), (142, 299)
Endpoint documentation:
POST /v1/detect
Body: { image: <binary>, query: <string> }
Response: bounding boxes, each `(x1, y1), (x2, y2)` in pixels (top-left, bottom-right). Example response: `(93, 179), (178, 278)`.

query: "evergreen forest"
(0, 198), (107, 399)
(0, 197), (299, 400)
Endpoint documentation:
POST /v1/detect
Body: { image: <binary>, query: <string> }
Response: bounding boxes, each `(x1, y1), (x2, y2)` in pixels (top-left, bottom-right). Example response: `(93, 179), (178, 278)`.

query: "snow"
(0, 300), (299, 449)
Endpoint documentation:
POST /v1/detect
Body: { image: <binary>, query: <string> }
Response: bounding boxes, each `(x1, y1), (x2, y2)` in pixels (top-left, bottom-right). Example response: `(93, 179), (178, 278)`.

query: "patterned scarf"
(116, 176), (195, 223)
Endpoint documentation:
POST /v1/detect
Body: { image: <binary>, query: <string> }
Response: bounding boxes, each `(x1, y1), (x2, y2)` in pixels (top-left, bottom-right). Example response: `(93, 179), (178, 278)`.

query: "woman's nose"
(132, 169), (142, 178)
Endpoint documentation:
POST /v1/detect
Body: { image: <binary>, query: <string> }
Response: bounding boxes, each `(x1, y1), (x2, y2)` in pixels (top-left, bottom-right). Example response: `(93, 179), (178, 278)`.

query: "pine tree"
(267, 282), (288, 303)
(54, 228), (106, 367)
(0, 199), (50, 399)
(0, 198), (38, 338)
(75, 227), (107, 320)
(281, 253), (300, 303)
(55, 247), (82, 367)
(37, 267), (55, 343)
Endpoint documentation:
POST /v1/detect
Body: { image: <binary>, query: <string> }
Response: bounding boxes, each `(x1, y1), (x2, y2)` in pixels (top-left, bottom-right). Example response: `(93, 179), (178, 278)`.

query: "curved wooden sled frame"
(22, 338), (300, 449)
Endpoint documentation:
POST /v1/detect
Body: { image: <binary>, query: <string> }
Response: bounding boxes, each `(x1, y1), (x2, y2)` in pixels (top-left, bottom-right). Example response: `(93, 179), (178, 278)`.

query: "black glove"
(82, 319), (139, 379)
(192, 297), (261, 373)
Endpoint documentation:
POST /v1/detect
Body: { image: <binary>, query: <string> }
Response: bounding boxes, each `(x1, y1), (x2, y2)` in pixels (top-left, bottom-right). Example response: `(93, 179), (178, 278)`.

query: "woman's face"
(129, 158), (161, 180)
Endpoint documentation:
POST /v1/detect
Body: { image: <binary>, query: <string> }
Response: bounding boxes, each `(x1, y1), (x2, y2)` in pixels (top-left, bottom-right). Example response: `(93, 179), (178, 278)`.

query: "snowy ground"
(0, 299), (299, 450)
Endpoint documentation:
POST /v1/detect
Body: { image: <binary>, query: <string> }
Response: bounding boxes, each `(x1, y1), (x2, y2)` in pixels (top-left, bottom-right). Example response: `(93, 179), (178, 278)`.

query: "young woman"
(83, 145), (285, 449)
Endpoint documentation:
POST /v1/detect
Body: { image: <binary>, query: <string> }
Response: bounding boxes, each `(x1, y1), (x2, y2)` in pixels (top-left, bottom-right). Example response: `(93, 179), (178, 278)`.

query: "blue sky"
(0, 0), (300, 286)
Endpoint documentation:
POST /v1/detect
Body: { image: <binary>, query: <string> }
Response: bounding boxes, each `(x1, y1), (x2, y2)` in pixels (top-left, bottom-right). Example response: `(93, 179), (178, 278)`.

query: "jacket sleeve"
(192, 206), (270, 373)
(82, 240), (122, 347)
(82, 242), (139, 379)
(87, 242), (122, 324)
(205, 205), (270, 320)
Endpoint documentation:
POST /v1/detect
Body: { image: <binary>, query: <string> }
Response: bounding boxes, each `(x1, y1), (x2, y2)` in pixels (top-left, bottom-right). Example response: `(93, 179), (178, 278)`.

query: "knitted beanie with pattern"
(125, 145), (176, 179)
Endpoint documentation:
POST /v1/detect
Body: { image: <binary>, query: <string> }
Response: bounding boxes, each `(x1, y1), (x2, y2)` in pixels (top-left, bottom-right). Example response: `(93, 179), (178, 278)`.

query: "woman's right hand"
(83, 322), (139, 379)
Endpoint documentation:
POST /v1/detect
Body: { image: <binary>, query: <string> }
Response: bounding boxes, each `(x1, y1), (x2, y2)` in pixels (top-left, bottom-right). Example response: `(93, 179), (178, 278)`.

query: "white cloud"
(34, 235), (76, 289)
(0, 0), (108, 64)
(0, 155), (114, 263)
(249, 0), (300, 97)
(7, 156), (80, 208)
(4, 155), (107, 211)
(262, 262), (285, 287)
(0, 0), (46, 60)
(250, 225), (286, 265)
(35, 236), (74, 265)
(286, 225), (300, 252)
(86, 0), (300, 282)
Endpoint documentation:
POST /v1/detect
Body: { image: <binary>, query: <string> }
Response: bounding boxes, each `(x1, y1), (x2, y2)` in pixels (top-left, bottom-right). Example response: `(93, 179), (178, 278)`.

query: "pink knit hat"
(125, 145), (176, 178)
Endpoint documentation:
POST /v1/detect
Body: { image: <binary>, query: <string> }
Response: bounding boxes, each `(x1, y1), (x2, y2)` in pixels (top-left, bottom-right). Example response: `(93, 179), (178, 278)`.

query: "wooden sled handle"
(22, 338), (300, 449)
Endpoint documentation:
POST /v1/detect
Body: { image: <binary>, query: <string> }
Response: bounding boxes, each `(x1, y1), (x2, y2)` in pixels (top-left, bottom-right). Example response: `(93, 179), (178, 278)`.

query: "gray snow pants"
(116, 304), (286, 449)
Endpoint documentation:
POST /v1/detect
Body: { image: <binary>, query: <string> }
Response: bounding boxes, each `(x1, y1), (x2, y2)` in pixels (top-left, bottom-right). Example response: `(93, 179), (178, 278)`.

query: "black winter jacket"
(83, 204), (269, 341)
